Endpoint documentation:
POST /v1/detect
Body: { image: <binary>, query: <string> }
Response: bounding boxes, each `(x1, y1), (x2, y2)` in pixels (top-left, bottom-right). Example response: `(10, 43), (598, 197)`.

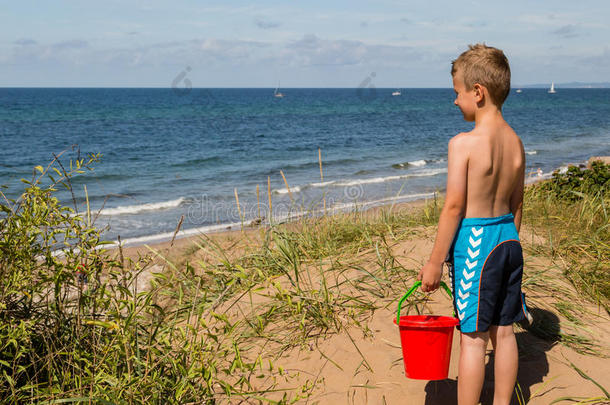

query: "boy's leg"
(489, 325), (518, 405)
(458, 331), (489, 405)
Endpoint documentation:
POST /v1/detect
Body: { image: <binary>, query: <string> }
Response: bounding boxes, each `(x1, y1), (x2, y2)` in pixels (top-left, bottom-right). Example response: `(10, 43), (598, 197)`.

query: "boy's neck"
(474, 105), (504, 126)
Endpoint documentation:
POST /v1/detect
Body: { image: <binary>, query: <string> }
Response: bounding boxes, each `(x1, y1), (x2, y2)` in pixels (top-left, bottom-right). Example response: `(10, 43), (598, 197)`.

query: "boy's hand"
(417, 261), (443, 292)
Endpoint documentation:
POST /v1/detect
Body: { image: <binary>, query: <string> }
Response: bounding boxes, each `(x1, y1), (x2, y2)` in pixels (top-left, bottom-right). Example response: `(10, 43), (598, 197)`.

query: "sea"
(1, 88), (609, 245)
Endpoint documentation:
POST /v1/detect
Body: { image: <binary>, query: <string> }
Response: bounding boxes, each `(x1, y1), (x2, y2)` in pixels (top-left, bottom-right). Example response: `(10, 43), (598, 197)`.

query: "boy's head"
(451, 44), (511, 112)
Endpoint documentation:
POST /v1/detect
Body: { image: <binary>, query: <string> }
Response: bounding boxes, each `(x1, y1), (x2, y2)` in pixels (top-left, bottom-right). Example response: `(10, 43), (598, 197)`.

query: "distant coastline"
(514, 82), (610, 89)
(2, 82), (610, 89)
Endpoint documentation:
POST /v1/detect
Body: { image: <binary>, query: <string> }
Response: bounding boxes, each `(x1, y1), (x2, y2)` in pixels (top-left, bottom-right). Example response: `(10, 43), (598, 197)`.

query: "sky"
(1, 0), (609, 87)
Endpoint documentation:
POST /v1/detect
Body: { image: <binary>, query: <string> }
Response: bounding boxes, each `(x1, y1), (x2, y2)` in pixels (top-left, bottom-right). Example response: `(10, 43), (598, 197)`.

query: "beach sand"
(109, 171), (609, 404)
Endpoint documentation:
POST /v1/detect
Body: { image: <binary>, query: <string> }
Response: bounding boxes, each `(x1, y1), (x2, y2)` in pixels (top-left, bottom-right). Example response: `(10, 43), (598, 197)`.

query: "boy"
(418, 44), (528, 405)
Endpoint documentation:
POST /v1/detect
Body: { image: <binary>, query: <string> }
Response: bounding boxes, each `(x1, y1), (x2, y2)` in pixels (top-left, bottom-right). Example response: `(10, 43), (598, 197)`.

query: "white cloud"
(281, 34), (427, 68)
(254, 18), (281, 29)
(13, 38), (37, 46)
(53, 40), (89, 50)
(552, 24), (578, 38)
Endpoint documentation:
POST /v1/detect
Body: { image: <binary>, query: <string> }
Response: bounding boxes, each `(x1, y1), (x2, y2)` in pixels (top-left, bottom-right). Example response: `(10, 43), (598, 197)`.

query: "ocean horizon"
(1, 87), (609, 245)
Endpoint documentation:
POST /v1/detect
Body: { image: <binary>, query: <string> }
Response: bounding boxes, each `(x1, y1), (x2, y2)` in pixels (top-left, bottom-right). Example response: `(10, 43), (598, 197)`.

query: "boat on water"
(548, 82), (556, 94)
(392, 90), (401, 96)
(516, 89), (522, 93)
(274, 81), (284, 98)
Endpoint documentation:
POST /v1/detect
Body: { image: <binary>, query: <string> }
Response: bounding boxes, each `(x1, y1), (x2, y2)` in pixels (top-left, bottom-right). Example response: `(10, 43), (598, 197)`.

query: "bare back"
(463, 121), (524, 218)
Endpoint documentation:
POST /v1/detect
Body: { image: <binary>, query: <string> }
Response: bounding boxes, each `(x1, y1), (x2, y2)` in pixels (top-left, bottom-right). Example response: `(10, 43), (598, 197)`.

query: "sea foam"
(272, 169), (447, 195)
(336, 168), (448, 187)
(98, 197), (186, 216)
(392, 158), (446, 169)
(274, 185), (302, 195)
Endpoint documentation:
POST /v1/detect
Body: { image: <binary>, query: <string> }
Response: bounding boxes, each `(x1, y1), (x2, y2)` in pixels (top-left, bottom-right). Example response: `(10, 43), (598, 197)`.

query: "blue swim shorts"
(447, 213), (528, 333)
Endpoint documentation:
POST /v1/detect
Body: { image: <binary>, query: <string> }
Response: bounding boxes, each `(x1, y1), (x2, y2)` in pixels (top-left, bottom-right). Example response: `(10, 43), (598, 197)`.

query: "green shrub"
(535, 160), (609, 201)
(0, 152), (105, 400)
(525, 161), (610, 310)
(0, 153), (283, 404)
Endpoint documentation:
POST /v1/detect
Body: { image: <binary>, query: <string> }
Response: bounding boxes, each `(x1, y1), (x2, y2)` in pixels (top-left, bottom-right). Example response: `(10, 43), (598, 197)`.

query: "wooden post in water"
(234, 187), (243, 231)
(319, 148), (326, 215)
(267, 176), (272, 225)
(256, 184), (261, 220)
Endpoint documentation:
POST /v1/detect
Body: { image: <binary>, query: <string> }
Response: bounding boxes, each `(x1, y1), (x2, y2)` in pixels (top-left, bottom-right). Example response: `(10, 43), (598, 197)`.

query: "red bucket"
(394, 281), (459, 380)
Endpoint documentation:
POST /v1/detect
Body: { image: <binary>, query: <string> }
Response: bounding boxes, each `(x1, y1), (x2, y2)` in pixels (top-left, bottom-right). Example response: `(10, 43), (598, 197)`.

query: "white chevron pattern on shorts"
(469, 235), (481, 247)
(456, 225), (484, 323)
(467, 247), (480, 259)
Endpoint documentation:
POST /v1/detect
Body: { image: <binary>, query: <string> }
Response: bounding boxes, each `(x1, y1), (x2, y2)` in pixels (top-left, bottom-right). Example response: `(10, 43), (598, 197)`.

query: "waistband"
(459, 213), (514, 227)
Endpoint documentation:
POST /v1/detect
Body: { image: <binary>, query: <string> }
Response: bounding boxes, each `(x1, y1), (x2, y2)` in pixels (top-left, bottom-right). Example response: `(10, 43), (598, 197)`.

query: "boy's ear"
(473, 83), (484, 102)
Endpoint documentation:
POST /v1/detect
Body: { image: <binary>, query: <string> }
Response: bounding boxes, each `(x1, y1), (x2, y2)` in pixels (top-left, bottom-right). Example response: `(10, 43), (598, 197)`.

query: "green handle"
(396, 281), (453, 325)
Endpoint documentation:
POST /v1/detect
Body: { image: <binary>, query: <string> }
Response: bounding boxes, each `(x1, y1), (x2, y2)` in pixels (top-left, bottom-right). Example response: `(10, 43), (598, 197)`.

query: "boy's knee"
(460, 331), (489, 350)
(490, 325), (514, 339)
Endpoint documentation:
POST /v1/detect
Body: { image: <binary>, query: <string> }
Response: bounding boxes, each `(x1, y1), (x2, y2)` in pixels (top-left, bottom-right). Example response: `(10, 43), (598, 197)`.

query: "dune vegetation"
(1, 154), (608, 404)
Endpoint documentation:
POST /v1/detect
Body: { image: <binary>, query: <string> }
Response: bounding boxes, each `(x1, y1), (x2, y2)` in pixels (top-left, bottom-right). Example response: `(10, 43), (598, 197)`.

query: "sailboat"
(548, 82), (556, 94)
(274, 81), (284, 98)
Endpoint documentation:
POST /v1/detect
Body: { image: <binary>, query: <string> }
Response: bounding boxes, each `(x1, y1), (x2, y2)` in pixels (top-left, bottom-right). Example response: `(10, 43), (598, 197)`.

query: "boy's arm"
(510, 144), (525, 233)
(418, 135), (469, 292)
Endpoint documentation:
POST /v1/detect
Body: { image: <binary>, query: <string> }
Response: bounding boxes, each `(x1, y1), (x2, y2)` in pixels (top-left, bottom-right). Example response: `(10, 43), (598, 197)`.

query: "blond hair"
(451, 44), (511, 107)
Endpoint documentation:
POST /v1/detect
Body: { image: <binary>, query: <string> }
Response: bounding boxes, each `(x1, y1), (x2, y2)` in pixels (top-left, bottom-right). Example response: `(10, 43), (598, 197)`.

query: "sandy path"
(110, 199), (610, 404)
(224, 228), (610, 404)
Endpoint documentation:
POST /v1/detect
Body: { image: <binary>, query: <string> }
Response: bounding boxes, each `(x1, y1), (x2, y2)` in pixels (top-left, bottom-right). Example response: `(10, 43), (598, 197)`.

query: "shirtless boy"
(418, 44), (528, 405)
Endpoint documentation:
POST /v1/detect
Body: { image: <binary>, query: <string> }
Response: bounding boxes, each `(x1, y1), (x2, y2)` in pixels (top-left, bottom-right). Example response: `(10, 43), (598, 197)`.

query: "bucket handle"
(396, 281), (453, 325)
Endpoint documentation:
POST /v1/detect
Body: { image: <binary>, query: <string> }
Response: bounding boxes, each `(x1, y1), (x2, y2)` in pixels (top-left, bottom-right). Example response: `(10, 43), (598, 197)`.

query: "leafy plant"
(535, 161), (609, 201)
(0, 152), (291, 404)
(524, 162), (610, 311)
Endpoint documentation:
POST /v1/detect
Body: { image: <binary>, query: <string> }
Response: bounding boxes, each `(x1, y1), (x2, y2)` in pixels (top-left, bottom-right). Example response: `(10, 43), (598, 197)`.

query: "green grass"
(523, 179), (609, 312)
(550, 361), (610, 404)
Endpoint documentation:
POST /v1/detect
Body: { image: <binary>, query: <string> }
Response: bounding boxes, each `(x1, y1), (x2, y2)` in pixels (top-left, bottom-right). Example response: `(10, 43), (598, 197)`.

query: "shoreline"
(104, 155), (608, 257)
(113, 191), (438, 247)
(114, 192), (436, 259)
(115, 176), (548, 260)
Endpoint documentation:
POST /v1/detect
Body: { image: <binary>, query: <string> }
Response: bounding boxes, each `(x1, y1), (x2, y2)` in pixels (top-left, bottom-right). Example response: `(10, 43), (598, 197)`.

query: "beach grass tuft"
(524, 162), (609, 312)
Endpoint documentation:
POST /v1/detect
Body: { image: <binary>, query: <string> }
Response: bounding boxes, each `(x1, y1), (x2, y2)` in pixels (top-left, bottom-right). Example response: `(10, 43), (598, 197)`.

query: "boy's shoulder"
(449, 121), (523, 153)
(450, 131), (472, 144)
(447, 130), (476, 156)
(446, 128), (524, 176)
